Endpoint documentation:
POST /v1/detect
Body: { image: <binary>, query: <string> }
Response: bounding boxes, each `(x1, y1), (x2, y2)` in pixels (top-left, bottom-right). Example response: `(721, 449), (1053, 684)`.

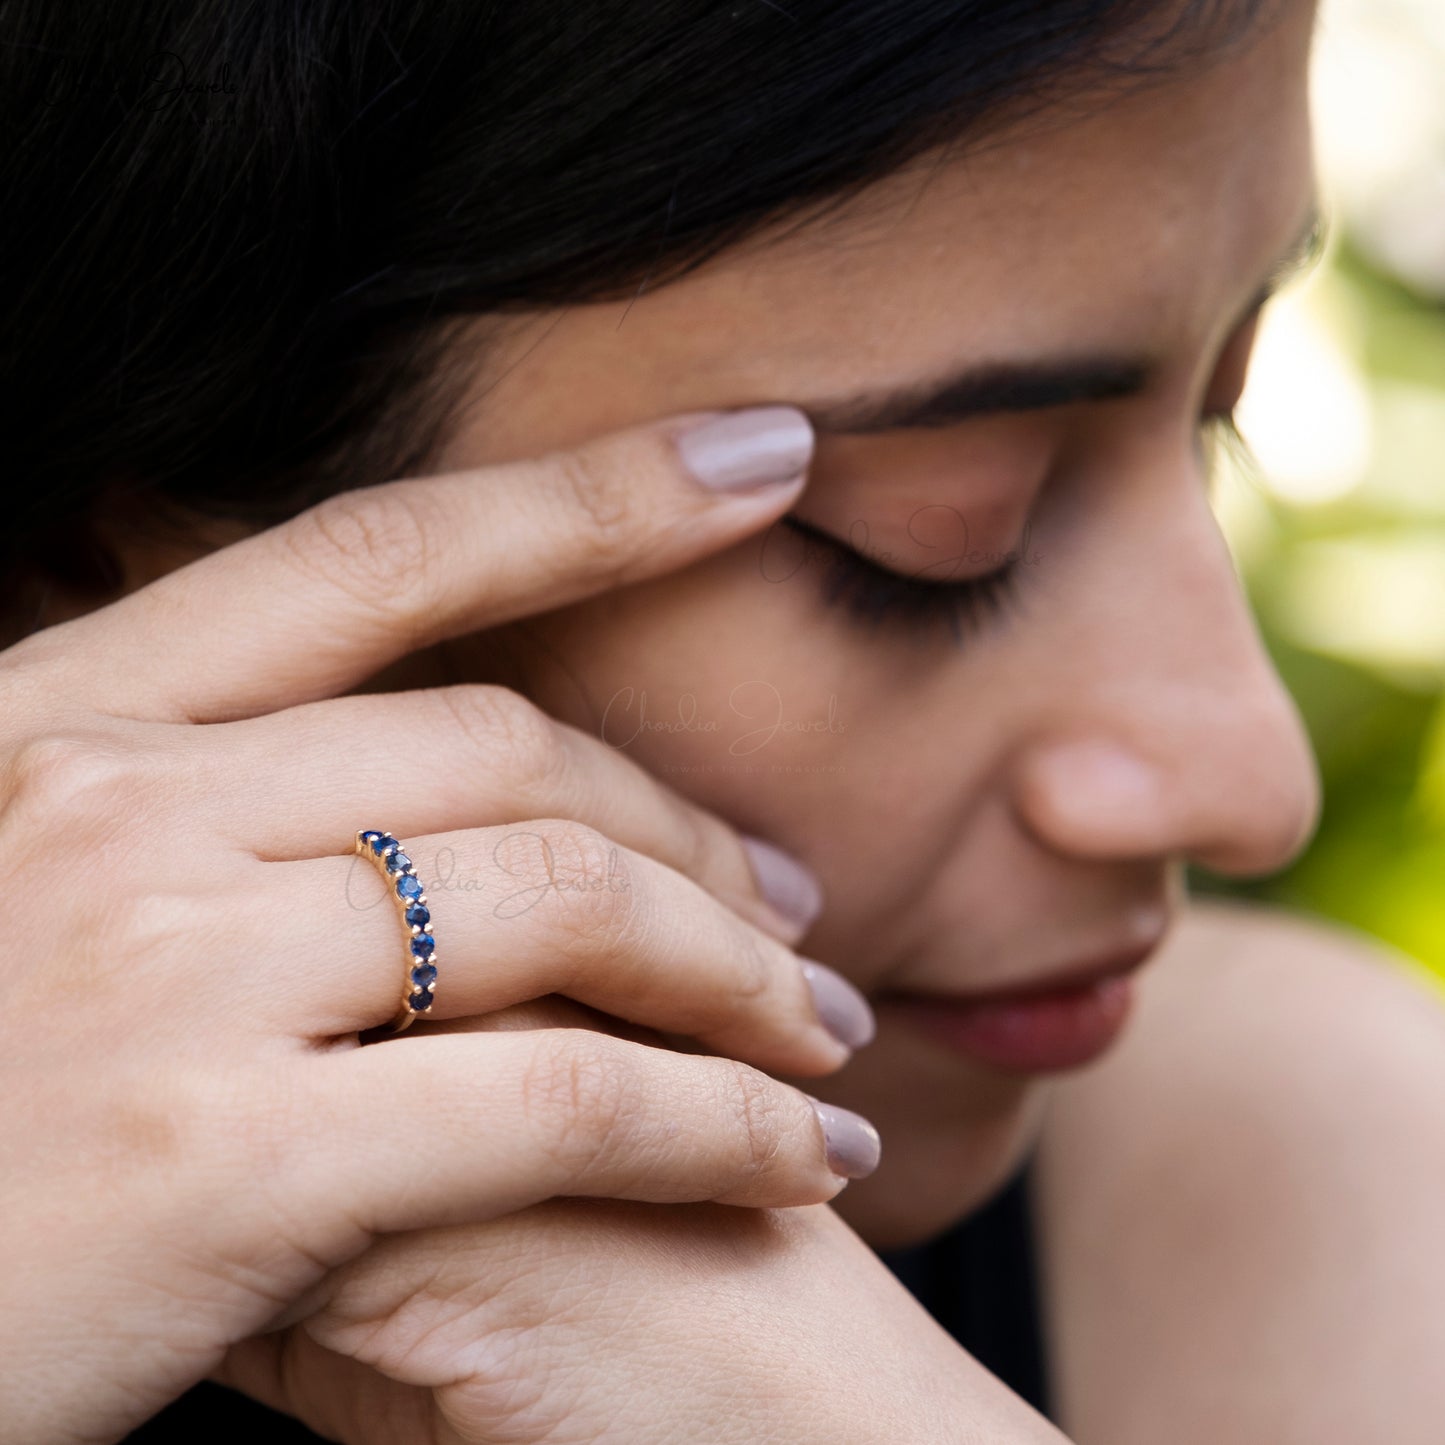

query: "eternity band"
(356, 828), (438, 1033)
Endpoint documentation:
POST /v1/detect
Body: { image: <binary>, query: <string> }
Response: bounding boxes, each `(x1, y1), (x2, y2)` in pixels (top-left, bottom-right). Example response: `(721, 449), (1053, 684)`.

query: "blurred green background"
(1188, 0), (1445, 989)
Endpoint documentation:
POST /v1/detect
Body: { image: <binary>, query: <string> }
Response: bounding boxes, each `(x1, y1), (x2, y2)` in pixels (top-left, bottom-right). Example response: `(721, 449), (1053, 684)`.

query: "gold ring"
(355, 829), (437, 1033)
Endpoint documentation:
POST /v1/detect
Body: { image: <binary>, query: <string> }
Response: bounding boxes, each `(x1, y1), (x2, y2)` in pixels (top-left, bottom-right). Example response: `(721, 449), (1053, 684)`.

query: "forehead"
(443, 0), (1317, 462)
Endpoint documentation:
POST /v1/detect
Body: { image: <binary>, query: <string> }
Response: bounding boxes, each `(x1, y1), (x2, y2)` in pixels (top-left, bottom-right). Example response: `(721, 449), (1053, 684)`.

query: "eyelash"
(785, 406), (1244, 642)
(1197, 404), (1252, 477)
(777, 513), (1025, 645)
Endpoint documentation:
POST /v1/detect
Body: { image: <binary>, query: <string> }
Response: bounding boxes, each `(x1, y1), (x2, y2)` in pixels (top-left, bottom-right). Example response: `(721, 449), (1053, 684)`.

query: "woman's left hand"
(215, 1002), (1070, 1445)
(218, 1193), (1068, 1445)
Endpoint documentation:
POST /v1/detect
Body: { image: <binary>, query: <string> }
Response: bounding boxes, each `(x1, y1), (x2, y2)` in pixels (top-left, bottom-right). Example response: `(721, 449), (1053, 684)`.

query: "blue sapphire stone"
(404, 903), (430, 928)
(370, 833), (396, 857)
(409, 987), (435, 1012)
(359, 829), (383, 850)
(410, 932), (436, 958)
(410, 962), (438, 989)
(396, 874), (424, 902)
(385, 850), (412, 875)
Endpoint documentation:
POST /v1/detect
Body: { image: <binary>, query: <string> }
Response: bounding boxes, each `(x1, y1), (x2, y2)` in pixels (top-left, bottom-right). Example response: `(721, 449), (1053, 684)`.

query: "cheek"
(502, 543), (877, 800)
(476, 539), (1001, 942)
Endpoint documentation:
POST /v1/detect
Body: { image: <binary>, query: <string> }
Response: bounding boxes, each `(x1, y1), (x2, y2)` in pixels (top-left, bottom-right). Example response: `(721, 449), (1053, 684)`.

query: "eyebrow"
(799, 201), (1327, 436)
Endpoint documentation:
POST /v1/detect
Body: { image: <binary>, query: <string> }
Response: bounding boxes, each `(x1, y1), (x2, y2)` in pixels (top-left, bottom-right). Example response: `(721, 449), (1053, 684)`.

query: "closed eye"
(778, 354), (1262, 644)
(775, 513), (1025, 646)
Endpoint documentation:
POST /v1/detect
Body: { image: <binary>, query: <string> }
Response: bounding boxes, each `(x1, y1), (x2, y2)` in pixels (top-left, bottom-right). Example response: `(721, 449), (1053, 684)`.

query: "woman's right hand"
(0, 404), (880, 1445)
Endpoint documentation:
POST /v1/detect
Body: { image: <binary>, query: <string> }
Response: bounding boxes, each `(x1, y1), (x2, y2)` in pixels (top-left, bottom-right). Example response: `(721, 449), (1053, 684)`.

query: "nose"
(1009, 458), (1322, 880)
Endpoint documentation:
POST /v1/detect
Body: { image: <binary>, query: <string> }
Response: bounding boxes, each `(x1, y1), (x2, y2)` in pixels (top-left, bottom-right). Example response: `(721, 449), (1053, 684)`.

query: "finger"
(17, 406), (814, 724)
(202, 683), (824, 944)
(212, 1332), (435, 1445)
(283, 1030), (881, 1239)
(261, 821), (873, 1076)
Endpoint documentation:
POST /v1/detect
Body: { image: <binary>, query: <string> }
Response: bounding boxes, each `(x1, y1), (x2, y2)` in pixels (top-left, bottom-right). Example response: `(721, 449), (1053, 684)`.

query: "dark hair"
(2, 0), (1274, 627)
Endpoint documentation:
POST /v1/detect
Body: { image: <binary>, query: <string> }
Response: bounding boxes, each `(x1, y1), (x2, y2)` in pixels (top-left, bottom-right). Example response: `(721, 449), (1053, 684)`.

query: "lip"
(877, 938), (1164, 1074)
(914, 939), (1163, 1006)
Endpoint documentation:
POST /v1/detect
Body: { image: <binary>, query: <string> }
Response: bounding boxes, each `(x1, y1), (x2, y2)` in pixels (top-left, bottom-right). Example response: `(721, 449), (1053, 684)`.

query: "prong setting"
(356, 828), (437, 1031)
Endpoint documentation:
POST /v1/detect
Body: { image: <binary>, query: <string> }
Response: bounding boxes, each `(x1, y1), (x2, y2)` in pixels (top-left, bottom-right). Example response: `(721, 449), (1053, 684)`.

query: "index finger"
(14, 406), (814, 723)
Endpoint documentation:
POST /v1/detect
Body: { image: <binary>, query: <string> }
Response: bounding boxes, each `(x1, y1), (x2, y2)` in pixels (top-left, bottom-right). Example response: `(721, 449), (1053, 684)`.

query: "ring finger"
(247, 821), (874, 1077)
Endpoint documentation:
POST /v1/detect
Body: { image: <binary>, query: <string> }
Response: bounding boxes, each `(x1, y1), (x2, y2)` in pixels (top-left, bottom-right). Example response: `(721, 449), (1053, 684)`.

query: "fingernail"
(740, 834), (824, 933)
(800, 959), (876, 1050)
(806, 1097), (882, 1180)
(676, 406), (815, 492)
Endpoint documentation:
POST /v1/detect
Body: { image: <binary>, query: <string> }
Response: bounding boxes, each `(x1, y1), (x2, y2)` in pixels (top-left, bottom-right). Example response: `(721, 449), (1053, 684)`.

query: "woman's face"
(416, 0), (1324, 1246)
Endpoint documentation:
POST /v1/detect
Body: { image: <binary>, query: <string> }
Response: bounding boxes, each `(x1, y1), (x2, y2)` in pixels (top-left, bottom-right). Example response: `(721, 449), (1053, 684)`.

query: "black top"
(873, 1160), (1052, 1420)
(123, 1163), (1051, 1440)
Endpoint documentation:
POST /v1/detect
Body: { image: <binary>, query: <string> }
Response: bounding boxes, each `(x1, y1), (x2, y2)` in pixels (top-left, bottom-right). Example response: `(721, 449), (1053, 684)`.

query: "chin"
(826, 1082), (1050, 1252)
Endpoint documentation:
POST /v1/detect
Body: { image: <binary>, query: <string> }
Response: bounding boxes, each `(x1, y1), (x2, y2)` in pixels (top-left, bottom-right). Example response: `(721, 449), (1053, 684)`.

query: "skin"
(1036, 896), (1445, 1443)
(24, 0), (1445, 1436)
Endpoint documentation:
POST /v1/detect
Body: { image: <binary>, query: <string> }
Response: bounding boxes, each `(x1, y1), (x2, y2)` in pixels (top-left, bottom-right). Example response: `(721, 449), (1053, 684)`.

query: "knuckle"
(42, 887), (217, 1008)
(518, 1032), (632, 1172)
(437, 685), (568, 797)
(657, 909), (778, 1041)
(549, 447), (644, 576)
(720, 1057), (785, 1182)
(4, 732), (146, 832)
(667, 789), (719, 887)
(728, 922), (775, 1006)
(558, 823), (645, 955)
(105, 886), (217, 964)
(187, 1070), (344, 1263)
(492, 817), (642, 953)
(0, 655), (61, 745)
(282, 484), (437, 624)
(242, 1087), (329, 1210)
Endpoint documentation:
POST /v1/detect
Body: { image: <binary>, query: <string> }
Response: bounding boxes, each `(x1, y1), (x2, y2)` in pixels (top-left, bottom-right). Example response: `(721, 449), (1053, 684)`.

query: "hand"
(0, 405), (882, 1445)
(217, 1143), (1069, 1444)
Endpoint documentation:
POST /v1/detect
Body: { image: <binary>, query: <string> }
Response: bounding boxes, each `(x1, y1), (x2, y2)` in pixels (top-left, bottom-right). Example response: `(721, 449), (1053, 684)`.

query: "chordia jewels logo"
(601, 681), (845, 756)
(38, 49), (241, 126)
